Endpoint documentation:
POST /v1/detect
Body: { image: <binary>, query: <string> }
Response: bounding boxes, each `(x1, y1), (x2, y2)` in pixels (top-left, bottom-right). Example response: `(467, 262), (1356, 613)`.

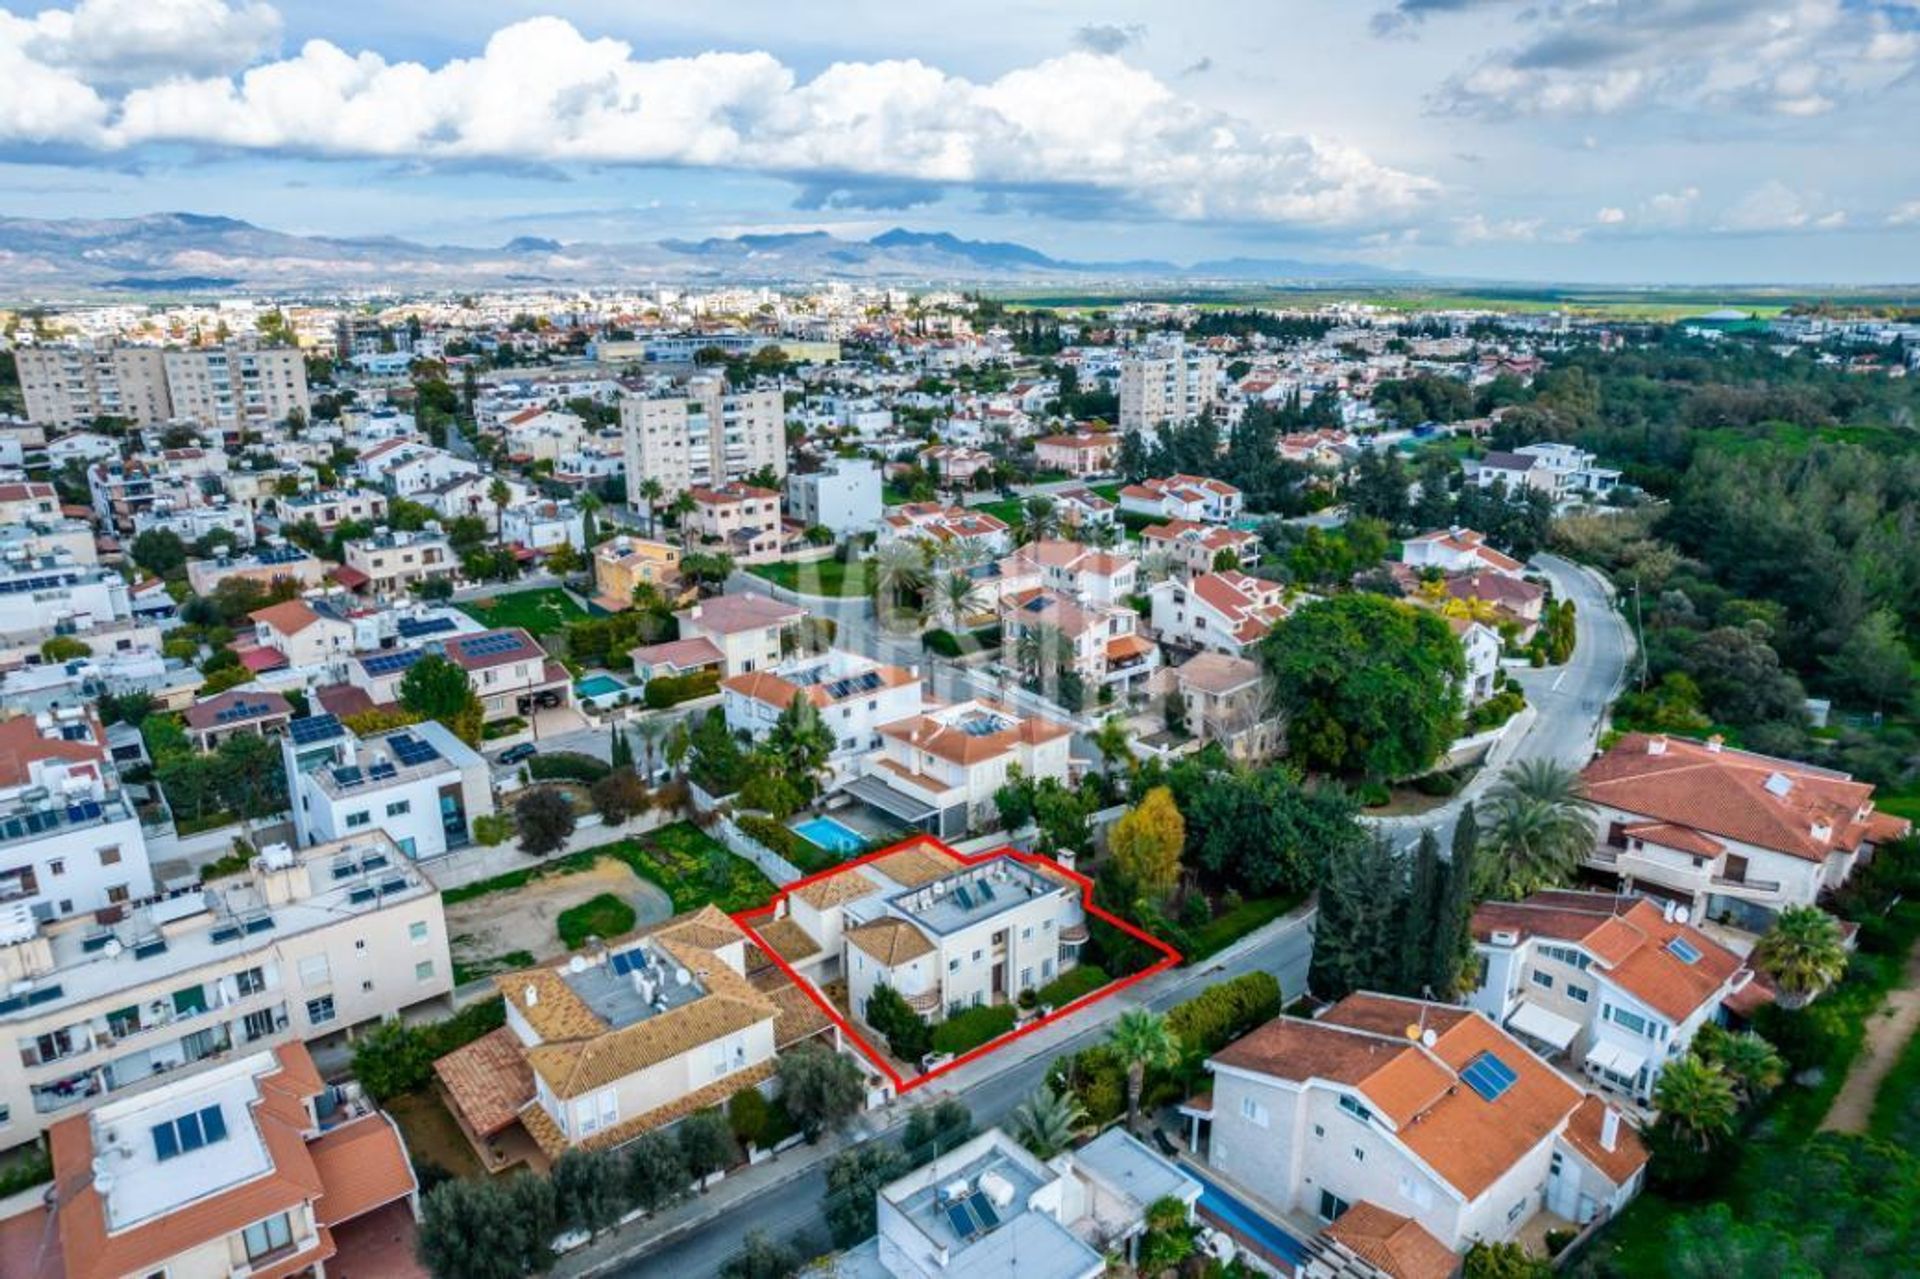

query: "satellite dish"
(1421, 1029), (1438, 1049)
(674, 967), (691, 987)
(1674, 906), (1691, 925)
(568, 955), (588, 975)
(103, 938), (122, 958)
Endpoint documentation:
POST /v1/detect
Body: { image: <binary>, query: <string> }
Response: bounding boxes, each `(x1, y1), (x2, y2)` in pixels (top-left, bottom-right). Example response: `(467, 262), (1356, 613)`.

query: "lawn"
(973, 498), (1026, 527)
(556, 892), (638, 949)
(746, 558), (875, 597)
(459, 586), (586, 636)
(1186, 893), (1305, 962)
(603, 822), (777, 915)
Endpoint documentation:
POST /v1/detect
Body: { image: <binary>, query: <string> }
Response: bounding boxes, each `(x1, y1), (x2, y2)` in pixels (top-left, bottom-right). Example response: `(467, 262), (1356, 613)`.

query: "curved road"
(1369, 551), (1634, 850)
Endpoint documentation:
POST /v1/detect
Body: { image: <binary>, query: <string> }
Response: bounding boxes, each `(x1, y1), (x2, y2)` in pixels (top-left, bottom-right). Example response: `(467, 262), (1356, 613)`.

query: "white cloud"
(6, 0), (280, 82)
(1715, 181), (1847, 233)
(0, 8), (1437, 228)
(1426, 0), (1919, 119)
(1596, 206), (1627, 224)
(1886, 200), (1920, 226)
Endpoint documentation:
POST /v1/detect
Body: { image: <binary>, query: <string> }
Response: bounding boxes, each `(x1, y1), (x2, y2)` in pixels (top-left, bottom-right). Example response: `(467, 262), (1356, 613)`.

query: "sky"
(0, 0), (1917, 284)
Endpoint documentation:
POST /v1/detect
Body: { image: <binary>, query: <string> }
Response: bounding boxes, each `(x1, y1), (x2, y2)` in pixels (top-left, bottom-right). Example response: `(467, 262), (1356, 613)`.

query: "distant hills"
(0, 212), (1416, 296)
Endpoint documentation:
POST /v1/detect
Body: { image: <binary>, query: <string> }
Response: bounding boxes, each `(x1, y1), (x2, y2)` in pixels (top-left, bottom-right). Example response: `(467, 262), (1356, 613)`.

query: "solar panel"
(349, 887), (377, 905)
(368, 761), (397, 780)
(289, 714), (345, 746)
(199, 1105), (228, 1145)
(954, 885), (975, 910)
(362, 648), (425, 677)
(968, 1192), (1000, 1230)
(976, 880), (996, 902)
(1666, 938), (1702, 964)
(151, 1122), (179, 1162)
(397, 616), (457, 639)
(944, 1199), (978, 1239)
(390, 734), (441, 767)
(611, 950), (640, 976)
(331, 766), (363, 787)
(1461, 1051), (1518, 1103)
(176, 1110), (205, 1153)
(381, 877), (408, 895)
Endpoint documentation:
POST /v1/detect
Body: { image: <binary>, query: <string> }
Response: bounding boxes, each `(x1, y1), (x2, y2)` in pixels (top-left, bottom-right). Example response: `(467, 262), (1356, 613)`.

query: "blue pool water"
(576, 674), (626, 698)
(792, 816), (867, 856)
(1188, 1168), (1309, 1265)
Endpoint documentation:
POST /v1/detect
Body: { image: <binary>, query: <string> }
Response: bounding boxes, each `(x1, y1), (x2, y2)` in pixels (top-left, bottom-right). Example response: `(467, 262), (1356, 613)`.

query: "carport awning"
(1506, 1000), (1581, 1051)
(842, 774), (937, 823)
(1586, 1039), (1647, 1079)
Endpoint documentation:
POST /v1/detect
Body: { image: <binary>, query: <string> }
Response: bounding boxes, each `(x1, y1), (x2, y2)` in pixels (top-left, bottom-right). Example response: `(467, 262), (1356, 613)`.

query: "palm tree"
(1091, 715), (1134, 777)
(1483, 759), (1593, 897)
(1083, 518), (1120, 550)
(768, 694), (835, 803)
(1109, 1009), (1182, 1132)
(667, 491), (697, 548)
(1011, 1082), (1086, 1159)
(938, 570), (985, 630)
(1139, 549), (1176, 585)
(1015, 622), (1073, 682)
(488, 476), (511, 544)
(638, 477), (664, 537)
(1652, 1056), (1738, 1151)
(1020, 496), (1059, 544)
(869, 540), (930, 630)
(1752, 905), (1848, 1005)
(634, 715), (666, 778)
(1708, 1032), (1786, 1105)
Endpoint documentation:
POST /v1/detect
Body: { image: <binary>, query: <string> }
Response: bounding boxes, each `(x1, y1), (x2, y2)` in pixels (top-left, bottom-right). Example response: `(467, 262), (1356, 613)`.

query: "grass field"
(556, 892), (638, 949)
(747, 558), (875, 597)
(459, 586), (586, 636)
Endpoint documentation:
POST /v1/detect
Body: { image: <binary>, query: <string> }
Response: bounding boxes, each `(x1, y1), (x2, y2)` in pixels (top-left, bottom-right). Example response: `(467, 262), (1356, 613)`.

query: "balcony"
(1710, 873), (1783, 897)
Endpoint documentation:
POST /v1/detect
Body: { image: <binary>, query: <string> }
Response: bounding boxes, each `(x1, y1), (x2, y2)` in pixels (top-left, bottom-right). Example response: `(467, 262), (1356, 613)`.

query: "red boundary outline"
(730, 832), (1181, 1093)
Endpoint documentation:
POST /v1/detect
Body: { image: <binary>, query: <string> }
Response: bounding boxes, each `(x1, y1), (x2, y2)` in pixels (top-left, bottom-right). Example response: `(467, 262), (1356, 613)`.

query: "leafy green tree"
(776, 1043), (866, 1140)
(398, 653), (485, 746)
(1693, 1025), (1787, 1106)
(721, 1231), (802, 1279)
(623, 1130), (690, 1212)
(686, 707), (752, 795)
(1400, 831), (1447, 995)
(1109, 1010), (1181, 1132)
(40, 635), (91, 662)
(1753, 905), (1848, 1005)
(1462, 1240), (1552, 1279)
(678, 1107), (740, 1184)
(1310, 835), (1406, 999)
(589, 770), (651, 825)
(902, 1099), (974, 1161)
(1261, 594), (1465, 779)
(869, 539), (929, 628)
(550, 1148), (627, 1236)
(864, 984), (932, 1064)
(130, 528), (188, 577)
(1825, 608), (1914, 712)
(766, 694), (834, 804)
(1433, 803), (1481, 994)
(514, 787), (577, 855)
(416, 1178), (528, 1279)
(824, 1141), (910, 1247)
(1183, 764), (1364, 898)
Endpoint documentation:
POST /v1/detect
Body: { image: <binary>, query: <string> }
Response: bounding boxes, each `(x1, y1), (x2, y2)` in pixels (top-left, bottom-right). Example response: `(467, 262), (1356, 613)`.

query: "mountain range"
(0, 212), (1415, 295)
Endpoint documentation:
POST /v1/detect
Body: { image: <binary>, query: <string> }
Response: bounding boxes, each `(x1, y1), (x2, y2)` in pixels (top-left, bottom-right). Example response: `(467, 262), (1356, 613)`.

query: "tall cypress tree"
(1311, 836), (1404, 1001)
(1401, 831), (1444, 997)
(1432, 803), (1481, 996)
(609, 725), (633, 771)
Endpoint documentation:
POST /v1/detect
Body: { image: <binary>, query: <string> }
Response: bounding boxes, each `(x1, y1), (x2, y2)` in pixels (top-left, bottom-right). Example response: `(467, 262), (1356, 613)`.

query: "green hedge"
(645, 668), (721, 709)
(1165, 971), (1283, 1058)
(350, 997), (506, 1101)
(528, 751), (611, 784)
(1034, 965), (1110, 1009)
(932, 1005), (1016, 1056)
(922, 625), (1002, 658)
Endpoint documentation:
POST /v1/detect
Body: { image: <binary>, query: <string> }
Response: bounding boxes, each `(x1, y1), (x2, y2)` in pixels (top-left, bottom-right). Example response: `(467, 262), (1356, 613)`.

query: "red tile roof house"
(1117, 474), (1245, 523)
(1182, 993), (1647, 1268)
(16, 1042), (422, 1279)
(1148, 569), (1294, 656)
(1139, 519), (1262, 579)
(1467, 890), (1773, 1104)
(442, 627), (573, 725)
(1034, 432), (1121, 478)
(1579, 733), (1911, 934)
(1400, 527), (1526, 579)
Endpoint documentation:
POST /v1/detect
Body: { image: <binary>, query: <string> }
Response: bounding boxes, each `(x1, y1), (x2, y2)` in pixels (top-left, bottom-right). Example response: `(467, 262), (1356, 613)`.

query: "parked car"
(498, 743), (538, 765)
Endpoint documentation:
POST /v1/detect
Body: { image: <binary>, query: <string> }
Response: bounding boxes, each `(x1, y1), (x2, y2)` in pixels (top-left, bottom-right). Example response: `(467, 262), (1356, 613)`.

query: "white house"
(785, 459), (883, 534)
(858, 700), (1073, 839)
(1400, 527), (1525, 579)
(283, 716), (494, 861)
(0, 709), (154, 924)
(1117, 475), (1244, 524)
(1149, 570), (1294, 656)
(675, 592), (809, 677)
(722, 650), (925, 787)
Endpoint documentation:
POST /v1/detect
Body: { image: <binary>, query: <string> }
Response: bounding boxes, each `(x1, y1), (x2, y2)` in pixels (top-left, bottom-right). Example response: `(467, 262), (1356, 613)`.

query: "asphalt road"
(600, 905), (1317, 1278)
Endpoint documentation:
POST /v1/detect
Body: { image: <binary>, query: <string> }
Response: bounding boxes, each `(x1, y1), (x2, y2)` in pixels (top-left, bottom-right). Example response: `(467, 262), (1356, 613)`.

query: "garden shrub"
(528, 751), (611, 784)
(931, 1005), (1016, 1056)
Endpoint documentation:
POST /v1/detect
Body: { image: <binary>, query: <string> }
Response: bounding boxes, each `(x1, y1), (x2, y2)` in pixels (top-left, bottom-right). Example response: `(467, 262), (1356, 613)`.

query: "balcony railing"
(1710, 874), (1783, 894)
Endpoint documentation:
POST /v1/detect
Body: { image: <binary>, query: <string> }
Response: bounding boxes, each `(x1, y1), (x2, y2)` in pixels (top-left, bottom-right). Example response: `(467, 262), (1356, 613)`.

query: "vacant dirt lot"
(446, 857), (673, 971)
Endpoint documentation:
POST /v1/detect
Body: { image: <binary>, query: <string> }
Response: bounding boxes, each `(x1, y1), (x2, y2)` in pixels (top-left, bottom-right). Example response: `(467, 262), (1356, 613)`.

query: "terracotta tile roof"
(0, 712), (106, 788)
(445, 628), (546, 672)
(1584, 733), (1881, 863)
(630, 636), (725, 670)
(1558, 1096), (1650, 1188)
(251, 598), (326, 635)
(181, 689), (292, 731)
(679, 592), (805, 636)
(869, 841), (964, 887)
(795, 867), (886, 910)
(765, 981), (835, 1048)
(434, 1026), (535, 1136)
(723, 662), (917, 711)
(749, 916), (821, 964)
(521, 1060), (780, 1158)
(1322, 1202), (1460, 1279)
(307, 1114), (418, 1227)
(1174, 651), (1264, 696)
(846, 917), (935, 966)
(876, 700), (1072, 766)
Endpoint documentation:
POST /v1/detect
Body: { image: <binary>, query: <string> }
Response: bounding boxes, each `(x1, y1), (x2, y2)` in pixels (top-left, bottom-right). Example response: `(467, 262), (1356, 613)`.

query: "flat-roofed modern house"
(28, 1041), (419, 1279)
(1580, 733), (1910, 932)
(0, 830), (450, 1151)
(283, 715), (493, 861)
(0, 707), (154, 925)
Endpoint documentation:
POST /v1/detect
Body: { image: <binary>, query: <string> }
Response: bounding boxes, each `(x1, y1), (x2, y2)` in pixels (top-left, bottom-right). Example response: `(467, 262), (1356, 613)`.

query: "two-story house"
(1139, 520), (1262, 578)
(999, 588), (1158, 697)
(1580, 733), (1910, 932)
(685, 482), (786, 564)
(1399, 528), (1524, 579)
(722, 650), (925, 787)
(673, 592), (808, 677)
(1149, 570), (1294, 656)
(1117, 475), (1244, 524)
(283, 716), (494, 861)
(860, 701), (1073, 839)
(1468, 890), (1772, 1103)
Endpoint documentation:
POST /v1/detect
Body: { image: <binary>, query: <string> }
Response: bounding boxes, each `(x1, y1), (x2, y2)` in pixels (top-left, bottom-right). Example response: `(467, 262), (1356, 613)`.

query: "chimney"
(1811, 820), (1833, 844)
(1706, 734), (1724, 753)
(1647, 735), (1668, 756)
(524, 983), (539, 1007)
(1601, 1105), (1621, 1153)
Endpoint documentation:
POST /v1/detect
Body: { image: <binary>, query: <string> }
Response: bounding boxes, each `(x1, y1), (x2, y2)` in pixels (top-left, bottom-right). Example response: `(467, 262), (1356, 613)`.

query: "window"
(386, 800), (411, 818)
(1353, 1147), (1366, 1163)
(415, 960), (435, 982)
(1318, 1190), (1350, 1222)
(346, 811), (371, 830)
(948, 959), (960, 973)
(1338, 1095), (1373, 1124)
(98, 847), (121, 867)
(1567, 984), (1591, 1004)
(235, 967), (267, 996)
(306, 996), (335, 1026)
(47, 859), (63, 877)
(1530, 970), (1555, 991)
(298, 954), (330, 986)
(242, 1009), (277, 1042)
(242, 1213), (294, 1262)
(1507, 1198), (1528, 1224)
(1606, 1006), (1654, 1039)
(1239, 1096), (1269, 1128)
(106, 884), (129, 904)
(409, 920), (430, 945)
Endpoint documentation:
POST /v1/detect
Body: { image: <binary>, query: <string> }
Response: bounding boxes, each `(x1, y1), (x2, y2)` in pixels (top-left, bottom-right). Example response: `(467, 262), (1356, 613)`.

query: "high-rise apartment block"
(621, 374), (785, 502)
(15, 341), (309, 431)
(1118, 337), (1219, 438)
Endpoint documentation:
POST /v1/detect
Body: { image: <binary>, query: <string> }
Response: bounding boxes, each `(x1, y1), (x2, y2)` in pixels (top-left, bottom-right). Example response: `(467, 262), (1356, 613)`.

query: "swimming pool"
(792, 815), (867, 856)
(575, 674), (627, 699)
(1187, 1168), (1309, 1266)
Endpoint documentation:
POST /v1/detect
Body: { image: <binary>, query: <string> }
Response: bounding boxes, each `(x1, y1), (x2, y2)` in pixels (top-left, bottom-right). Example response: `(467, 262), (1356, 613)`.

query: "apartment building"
(284, 716), (493, 861)
(1118, 338), (1219, 437)
(31, 1042), (419, 1279)
(686, 482), (785, 564)
(338, 528), (460, 599)
(621, 375), (786, 500)
(14, 342), (172, 428)
(1149, 569), (1294, 656)
(674, 592), (808, 677)
(0, 547), (132, 641)
(1579, 733), (1910, 932)
(0, 709), (154, 925)
(351, 439), (479, 498)
(0, 830), (449, 1150)
(592, 534), (684, 611)
(835, 1127), (1199, 1277)
(1469, 890), (1771, 1104)
(1139, 520), (1262, 578)
(435, 905), (803, 1162)
(723, 650), (925, 787)
(785, 458), (883, 534)
(161, 345), (310, 434)
(1187, 994), (1648, 1261)
(860, 700), (1073, 838)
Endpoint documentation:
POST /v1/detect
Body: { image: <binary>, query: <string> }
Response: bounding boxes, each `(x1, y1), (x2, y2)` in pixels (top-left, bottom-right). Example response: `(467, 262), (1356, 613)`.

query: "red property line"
(730, 832), (1182, 1094)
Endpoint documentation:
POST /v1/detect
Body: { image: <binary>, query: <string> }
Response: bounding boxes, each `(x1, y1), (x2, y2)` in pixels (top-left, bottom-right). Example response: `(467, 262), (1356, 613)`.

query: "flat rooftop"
(885, 1134), (1102, 1278)
(888, 859), (1060, 936)
(562, 938), (706, 1029)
